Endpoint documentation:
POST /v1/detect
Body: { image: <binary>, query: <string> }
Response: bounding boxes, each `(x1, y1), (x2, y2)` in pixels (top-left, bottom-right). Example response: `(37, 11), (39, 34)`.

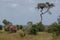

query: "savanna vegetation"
(0, 2), (60, 40)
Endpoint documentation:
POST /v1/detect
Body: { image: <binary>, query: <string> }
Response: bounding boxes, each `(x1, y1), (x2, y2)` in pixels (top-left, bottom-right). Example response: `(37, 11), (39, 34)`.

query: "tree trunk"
(40, 14), (42, 24)
(40, 9), (43, 24)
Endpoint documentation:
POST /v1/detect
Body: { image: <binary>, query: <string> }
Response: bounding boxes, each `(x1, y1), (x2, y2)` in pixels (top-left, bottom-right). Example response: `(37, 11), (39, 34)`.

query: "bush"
(48, 22), (60, 36)
(48, 22), (58, 33)
(16, 25), (23, 30)
(20, 25), (23, 29)
(29, 24), (38, 35)
(19, 30), (25, 37)
(37, 22), (45, 32)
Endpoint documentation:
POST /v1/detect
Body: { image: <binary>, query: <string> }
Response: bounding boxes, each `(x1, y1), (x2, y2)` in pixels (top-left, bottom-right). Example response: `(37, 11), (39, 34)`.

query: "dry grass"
(0, 31), (60, 40)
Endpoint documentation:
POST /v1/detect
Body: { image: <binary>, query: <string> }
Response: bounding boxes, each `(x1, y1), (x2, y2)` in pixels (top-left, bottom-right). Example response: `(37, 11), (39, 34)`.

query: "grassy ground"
(0, 31), (60, 40)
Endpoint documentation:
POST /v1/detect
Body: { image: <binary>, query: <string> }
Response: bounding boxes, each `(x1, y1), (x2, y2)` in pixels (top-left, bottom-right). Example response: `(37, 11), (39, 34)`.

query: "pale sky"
(0, 0), (60, 25)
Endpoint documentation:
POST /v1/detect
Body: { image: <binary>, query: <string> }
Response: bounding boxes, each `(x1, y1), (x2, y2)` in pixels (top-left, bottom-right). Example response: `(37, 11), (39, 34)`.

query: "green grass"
(0, 31), (60, 40)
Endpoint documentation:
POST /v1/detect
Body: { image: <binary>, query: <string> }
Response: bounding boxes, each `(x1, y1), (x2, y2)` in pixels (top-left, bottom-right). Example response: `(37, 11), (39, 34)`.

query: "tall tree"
(37, 2), (54, 24)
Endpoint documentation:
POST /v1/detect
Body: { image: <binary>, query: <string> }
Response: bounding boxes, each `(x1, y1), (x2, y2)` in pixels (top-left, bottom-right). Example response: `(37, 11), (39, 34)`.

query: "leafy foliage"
(16, 25), (23, 30)
(20, 25), (23, 29)
(29, 24), (38, 35)
(48, 22), (60, 36)
(2, 19), (12, 25)
(48, 22), (58, 33)
(28, 22), (45, 35)
(37, 2), (54, 10)
(37, 22), (45, 32)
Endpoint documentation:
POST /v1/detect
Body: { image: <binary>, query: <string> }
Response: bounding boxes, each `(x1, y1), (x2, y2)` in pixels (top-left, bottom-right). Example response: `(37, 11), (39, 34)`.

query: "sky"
(0, 0), (60, 25)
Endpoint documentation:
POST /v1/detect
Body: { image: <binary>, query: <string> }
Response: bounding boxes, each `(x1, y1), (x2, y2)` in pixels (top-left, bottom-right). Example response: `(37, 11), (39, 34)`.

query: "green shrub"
(19, 30), (25, 37)
(37, 22), (45, 32)
(48, 22), (58, 33)
(29, 24), (38, 35)
(48, 22), (60, 36)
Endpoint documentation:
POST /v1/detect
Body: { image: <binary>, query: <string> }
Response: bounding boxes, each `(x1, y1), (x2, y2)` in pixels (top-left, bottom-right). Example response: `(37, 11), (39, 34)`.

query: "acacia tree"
(37, 2), (54, 24)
